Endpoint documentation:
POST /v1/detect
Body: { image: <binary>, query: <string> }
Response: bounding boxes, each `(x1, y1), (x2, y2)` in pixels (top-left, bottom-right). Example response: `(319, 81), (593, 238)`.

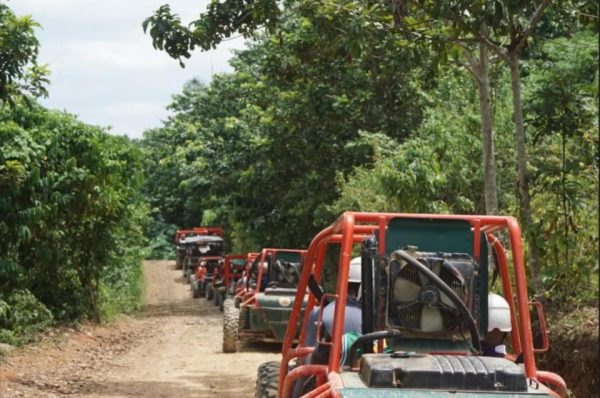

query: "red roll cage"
(278, 212), (565, 398)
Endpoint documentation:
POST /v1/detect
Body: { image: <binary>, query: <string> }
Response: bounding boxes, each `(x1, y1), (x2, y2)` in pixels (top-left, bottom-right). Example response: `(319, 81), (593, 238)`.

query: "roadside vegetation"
(0, 1), (597, 395)
(0, 4), (147, 345)
(142, 1), (598, 309)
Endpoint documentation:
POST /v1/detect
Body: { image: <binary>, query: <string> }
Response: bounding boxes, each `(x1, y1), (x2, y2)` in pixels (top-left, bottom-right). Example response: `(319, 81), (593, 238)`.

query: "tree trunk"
(476, 42), (498, 215)
(507, 48), (545, 298)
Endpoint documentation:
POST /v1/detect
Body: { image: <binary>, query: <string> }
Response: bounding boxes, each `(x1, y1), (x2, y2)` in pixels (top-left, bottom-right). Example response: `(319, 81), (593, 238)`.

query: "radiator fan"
(392, 257), (467, 332)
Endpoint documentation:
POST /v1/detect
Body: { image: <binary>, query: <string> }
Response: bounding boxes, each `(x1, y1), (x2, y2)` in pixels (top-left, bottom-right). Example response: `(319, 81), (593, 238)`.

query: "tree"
(142, 1), (432, 250)
(143, 1), (282, 65)
(1, 102), (148, 329)
(523, 29), (598, 306)
(475, 0), (554, 299)
(405, 0), (552, 297)
(0, 4), (49, 105)
(143, 1), (505, 217)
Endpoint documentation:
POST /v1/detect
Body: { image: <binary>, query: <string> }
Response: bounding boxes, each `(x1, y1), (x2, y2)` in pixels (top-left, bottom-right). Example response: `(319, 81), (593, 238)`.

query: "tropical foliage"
(1, 0), (597, 352)
(0, 5), (147, 344)
(142, 1), (598, 310)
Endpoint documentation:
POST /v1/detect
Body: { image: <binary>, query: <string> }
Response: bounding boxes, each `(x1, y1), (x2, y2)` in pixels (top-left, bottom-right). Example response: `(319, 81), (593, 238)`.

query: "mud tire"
(213, 290), (220, 306)
(205, 284), (214, 300)
(222, 298), (239, 353)
(191, 280), (201, 298)
(255, 361), (280, 398)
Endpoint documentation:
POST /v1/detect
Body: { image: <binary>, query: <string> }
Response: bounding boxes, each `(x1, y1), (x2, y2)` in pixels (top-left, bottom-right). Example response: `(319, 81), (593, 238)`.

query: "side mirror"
(529, 301), (549, 353)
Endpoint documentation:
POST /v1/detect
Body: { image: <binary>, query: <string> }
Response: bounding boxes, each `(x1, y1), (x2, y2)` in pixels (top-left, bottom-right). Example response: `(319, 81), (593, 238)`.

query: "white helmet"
(349, 257), (362, 284)
(488, 293), (511, 332)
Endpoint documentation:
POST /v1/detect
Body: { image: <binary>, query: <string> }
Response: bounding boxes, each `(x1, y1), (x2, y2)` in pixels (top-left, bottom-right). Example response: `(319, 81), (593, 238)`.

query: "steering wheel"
(274, 260), (297, 285)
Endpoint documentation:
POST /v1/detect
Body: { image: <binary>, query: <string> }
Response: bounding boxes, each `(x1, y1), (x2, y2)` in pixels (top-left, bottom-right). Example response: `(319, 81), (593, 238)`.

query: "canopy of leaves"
(142, 1), (598, 310)
(0, 4), (49, 105)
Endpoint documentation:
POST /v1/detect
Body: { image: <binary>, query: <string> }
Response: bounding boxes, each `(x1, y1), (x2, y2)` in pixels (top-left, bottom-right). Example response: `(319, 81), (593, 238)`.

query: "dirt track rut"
(0, 260), (280, 397)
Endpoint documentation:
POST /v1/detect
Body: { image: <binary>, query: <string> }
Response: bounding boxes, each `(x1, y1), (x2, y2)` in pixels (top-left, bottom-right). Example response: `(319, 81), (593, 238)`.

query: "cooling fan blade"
(429, 260), (456, 309)
(420, 305), (444, 332)
(393, 277), (421, 303)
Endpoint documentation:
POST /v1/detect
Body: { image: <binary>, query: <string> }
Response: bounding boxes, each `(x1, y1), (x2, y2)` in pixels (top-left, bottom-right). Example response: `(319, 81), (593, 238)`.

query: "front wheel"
(222, 298), (239, 353)
(213, 289), (220, 306)
(255, 361), (280, 398)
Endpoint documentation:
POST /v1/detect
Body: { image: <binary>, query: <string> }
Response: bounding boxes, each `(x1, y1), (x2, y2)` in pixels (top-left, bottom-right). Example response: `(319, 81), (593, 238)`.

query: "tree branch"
(515, 0), (551, 50)
(476, 34), (508, 62)
(455, 42), (482, 84)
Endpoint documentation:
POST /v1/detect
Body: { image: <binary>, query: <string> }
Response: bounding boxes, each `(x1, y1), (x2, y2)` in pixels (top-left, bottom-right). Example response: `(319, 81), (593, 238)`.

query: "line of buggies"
(174, 212), (567, 398)
(175, 227), (306, 354)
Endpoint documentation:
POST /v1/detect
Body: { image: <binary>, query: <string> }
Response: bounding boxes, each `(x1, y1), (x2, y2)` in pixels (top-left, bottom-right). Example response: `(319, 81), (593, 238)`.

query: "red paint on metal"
(281, 365), (327, 397)
(487, 233), (522, 354)
(537, 370), (567, 398)
(530, 301), (549, 353)
(506, 217), (537, 379)
(473, 219), (481, 262)
(278, 212), (562, 397)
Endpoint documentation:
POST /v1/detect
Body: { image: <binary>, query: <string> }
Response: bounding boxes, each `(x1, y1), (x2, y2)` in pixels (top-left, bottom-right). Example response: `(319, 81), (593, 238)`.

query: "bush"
(0, 290), (53, 345)
(0, 102), (148, 338)
(144, 217), (178, 260)
(537, 306), (599, 398)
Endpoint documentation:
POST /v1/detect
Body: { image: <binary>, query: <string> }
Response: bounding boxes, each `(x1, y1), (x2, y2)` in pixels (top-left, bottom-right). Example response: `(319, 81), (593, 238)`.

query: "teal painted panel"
(337, 388), (553, 398)
(385, 217), (489, 334)
(385, 218), (472, 256)
(276, 251), (302, 263)
(255, 294), (307, 340)
(249, 308), (269, 331)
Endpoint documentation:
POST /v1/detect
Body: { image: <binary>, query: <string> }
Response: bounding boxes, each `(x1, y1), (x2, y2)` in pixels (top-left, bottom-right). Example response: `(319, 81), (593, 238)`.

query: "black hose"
(348, 329), (403, 366)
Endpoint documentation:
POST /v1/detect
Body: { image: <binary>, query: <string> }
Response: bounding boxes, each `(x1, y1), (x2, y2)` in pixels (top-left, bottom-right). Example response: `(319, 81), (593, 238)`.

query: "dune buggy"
(175, 229), (197, 270)
(182, 227), (224, 282)
(256, 212), (566, 398)
(222, 248), (308, 353)
(210, 253), (260, 312)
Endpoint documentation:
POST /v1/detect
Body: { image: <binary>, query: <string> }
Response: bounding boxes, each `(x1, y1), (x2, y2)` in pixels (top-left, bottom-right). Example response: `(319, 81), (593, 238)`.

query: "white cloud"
(50, 39), (177, 70)
(10, 0), (247, 138)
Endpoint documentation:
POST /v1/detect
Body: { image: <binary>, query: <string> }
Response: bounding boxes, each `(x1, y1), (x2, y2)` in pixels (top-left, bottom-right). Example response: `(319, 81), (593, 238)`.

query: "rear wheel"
(222, 298), (239, 353)
(255, 361), (280, 398)
(191, 280), (201, 298)
(205, 284), (214, 300)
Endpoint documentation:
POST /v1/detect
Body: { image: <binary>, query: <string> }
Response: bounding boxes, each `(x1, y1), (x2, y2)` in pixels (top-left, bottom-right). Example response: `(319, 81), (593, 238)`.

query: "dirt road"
(0, 260), (280, 397)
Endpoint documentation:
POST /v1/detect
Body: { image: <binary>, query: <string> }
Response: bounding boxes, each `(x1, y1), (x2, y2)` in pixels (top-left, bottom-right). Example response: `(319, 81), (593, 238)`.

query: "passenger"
(304, 257), (362, 348)
(482, 293), (512, 357)
(259, 262), (270, 291)
(293, 258), (363, 398)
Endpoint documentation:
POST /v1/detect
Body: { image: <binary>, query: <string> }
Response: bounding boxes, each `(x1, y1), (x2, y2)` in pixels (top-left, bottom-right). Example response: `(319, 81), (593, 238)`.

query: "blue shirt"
(304, 298), (362, 347)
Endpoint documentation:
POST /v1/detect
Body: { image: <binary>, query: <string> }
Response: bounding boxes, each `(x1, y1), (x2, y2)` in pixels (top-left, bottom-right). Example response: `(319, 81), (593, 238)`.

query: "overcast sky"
(10, 0), (247, 138)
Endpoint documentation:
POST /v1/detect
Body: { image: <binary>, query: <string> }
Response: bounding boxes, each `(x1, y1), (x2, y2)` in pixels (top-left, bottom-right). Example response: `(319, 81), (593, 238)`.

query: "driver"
(482, 293), (512, 357)
(259, 261), (269, 291)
